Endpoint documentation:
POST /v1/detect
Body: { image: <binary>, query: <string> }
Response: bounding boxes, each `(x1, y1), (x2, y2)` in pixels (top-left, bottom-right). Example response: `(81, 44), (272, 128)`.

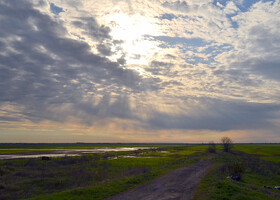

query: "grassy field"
(234, 144), (280, 163)
(0, 144), (209, 200)
(1, 143), (279, 200)
(0, 149), (54, 155)
(194, 144), (280, 200)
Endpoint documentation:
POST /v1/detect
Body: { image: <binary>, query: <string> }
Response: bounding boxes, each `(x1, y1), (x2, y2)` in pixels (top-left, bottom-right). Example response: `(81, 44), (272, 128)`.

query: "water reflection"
(0, 154), (79, 160)
(109, 155), (154, 160)
(0, 147), (153, 160)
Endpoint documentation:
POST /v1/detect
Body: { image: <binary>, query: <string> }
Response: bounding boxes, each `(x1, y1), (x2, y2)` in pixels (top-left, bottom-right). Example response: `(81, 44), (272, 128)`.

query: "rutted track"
(106, 157), (213, 200)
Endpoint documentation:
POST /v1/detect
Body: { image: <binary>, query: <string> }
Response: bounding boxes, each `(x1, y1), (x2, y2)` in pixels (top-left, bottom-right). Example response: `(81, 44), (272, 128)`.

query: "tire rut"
(106, 157), (213, 200)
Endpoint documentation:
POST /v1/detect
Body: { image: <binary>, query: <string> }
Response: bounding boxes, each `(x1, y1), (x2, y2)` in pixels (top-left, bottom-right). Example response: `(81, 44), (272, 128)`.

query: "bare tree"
(221, 137), (233, 152)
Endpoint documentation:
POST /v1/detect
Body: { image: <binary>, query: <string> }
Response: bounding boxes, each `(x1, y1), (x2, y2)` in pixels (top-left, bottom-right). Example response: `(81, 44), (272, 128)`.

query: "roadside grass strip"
(193, 151), (280, 200)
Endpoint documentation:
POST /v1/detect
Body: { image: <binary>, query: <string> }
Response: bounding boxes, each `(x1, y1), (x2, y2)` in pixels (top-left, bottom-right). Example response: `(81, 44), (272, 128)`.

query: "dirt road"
(106, 157), (213, 200)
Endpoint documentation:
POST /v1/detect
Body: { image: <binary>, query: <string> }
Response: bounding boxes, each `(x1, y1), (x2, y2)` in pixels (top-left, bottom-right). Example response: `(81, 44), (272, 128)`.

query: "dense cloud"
(0, 0), (155, 124)
(230, 23), (280, 81)
(71, 17), (111, 41)
(0, 0), (280, 142)
(146, 61), (175, 76)
(148, 99), (280, 131)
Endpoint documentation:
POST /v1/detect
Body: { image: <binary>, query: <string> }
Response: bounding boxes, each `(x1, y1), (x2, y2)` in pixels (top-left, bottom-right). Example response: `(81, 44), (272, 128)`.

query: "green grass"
(4, 143), (279, 200)
(234, 144), (280, 164)
(234, 144), (280, 156)
(141, 145), (212, 158)
(107, 156), (173, 167)
(32, 154), (208, 200)
(0, 149), (53, 154)
(0, 144), (209, 200)
(262, 157), (280, 163)
(193, 151), (280, 200)
(30, 172), (160, 200)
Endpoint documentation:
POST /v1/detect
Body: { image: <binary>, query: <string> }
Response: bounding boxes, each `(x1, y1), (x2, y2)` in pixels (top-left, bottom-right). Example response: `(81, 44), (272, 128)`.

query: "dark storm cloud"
(147, 99), (279, 131)
(0, 0), (155, 124)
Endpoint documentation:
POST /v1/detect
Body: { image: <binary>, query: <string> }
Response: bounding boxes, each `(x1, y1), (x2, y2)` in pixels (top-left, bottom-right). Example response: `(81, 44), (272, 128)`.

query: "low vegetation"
(0, 144), (209, 200)
(194, 144), (280, 200)
(234, 144), (280, 163)
(207, 142), (216, 153)
(1, 143), (279, 200)
(0, 149), (54, 155)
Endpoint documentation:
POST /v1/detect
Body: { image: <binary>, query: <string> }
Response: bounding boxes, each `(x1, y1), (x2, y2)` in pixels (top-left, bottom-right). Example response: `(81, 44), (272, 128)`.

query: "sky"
(0, 0), (280, 143)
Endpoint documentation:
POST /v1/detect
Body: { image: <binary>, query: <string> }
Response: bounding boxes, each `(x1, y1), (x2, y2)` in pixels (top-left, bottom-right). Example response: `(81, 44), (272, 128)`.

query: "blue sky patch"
(50, 3), (63, 15)
(159, 13), (178, 20)
(151, 36), (208, 47)
(214, 0), (275, 12)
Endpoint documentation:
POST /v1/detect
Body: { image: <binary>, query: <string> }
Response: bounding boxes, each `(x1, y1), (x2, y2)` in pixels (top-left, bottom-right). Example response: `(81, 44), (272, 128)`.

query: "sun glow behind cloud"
(105, 13), (161, 65)
(1, 0), (280, 143)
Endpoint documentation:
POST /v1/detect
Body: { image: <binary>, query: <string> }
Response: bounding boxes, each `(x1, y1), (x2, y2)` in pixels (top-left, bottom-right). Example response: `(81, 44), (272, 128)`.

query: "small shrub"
(231, 161), (245, 178)
(208, 142), (216, 153)
(221, 160), (245, 181)
(0, 184), (6, 190)
(0, 167), (5, 176)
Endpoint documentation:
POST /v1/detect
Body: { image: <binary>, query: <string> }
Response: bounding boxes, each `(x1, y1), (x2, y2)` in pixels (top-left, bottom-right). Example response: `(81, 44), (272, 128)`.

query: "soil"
(106, 157), (213, 200)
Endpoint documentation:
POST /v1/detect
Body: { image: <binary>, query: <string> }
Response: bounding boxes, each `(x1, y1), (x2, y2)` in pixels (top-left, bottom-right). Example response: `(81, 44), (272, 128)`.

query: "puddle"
(109, 155), (154, 160)
(0, 154), (79, 159)
(0, 147), (154, 160)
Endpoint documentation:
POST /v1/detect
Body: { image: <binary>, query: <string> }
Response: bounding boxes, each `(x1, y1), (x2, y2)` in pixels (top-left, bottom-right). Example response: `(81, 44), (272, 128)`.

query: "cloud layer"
(0, 0), (280, 142)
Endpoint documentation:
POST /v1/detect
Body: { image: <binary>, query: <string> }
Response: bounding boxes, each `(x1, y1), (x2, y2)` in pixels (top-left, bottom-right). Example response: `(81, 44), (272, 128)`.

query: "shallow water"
(0, 147), (153, 160)
(109, 155), (154, 159)
(0, 154), (80, 159)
